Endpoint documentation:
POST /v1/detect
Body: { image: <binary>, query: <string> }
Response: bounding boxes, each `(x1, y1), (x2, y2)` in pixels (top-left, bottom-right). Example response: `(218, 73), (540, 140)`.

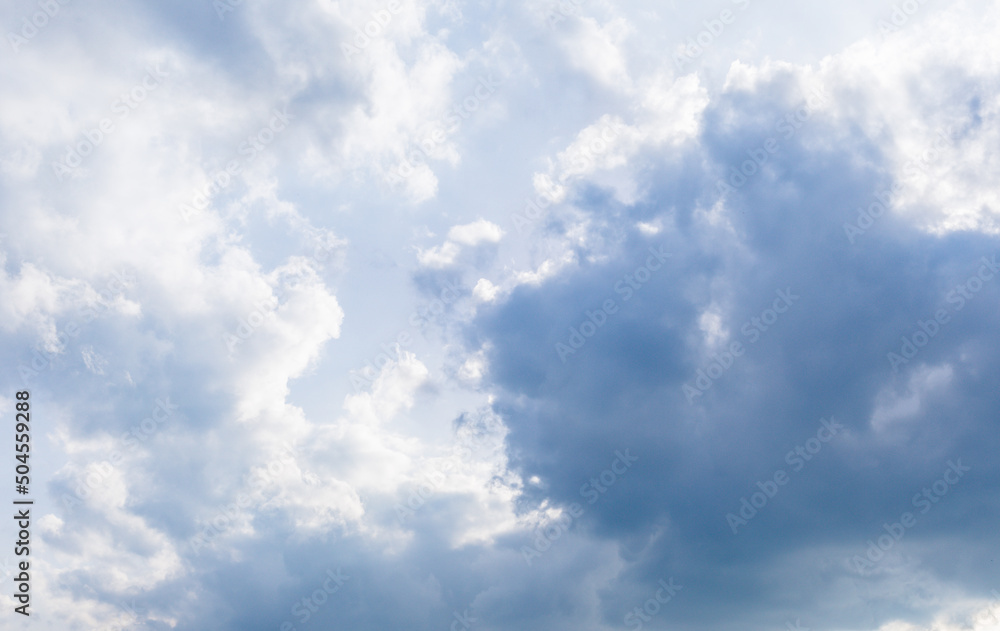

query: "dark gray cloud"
(470, 73), (1000, 630)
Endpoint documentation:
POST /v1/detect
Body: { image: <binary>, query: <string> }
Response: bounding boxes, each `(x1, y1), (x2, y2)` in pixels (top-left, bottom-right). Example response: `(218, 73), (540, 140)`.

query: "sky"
(1, 0), (1000, 629)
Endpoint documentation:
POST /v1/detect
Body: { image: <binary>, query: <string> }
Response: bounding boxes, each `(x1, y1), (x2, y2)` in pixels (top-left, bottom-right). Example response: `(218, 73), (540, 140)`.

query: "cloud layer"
(1, 0), (999, 629)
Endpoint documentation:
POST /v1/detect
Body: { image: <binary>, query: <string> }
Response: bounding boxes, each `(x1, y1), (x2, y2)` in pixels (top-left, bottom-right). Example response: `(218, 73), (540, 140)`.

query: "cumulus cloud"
(1, 0), (998, 629)
(417, 219), (504, 268)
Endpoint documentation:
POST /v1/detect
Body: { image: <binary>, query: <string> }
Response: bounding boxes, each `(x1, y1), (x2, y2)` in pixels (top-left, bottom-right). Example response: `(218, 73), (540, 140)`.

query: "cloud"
(1, 0), (999, 629)
(417, 219), (504, 268)
(448, 219), (504, 246)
